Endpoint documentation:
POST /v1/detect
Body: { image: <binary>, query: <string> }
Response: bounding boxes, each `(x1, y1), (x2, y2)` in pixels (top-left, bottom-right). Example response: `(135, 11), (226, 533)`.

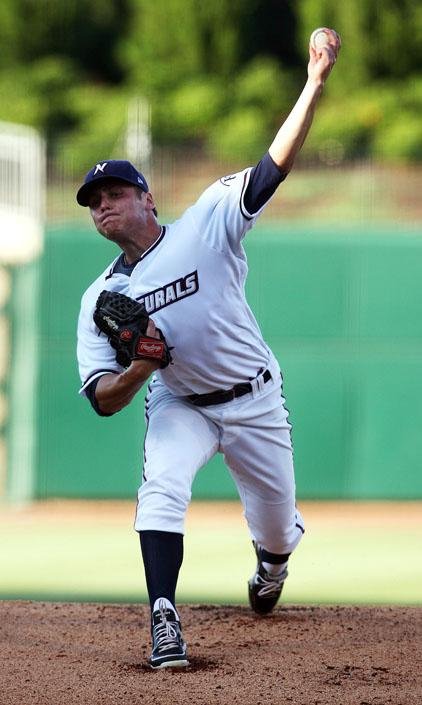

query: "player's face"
(88, 180), (152, 243)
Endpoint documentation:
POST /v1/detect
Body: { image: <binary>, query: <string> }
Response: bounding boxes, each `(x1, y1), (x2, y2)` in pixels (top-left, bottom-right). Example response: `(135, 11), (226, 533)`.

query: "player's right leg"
(216, 369), (304, 615)
(135, 379), (219, 668)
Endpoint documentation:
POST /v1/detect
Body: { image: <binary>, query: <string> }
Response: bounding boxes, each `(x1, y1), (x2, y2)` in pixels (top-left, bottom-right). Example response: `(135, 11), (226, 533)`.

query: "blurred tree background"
(0, 0), (421, 175)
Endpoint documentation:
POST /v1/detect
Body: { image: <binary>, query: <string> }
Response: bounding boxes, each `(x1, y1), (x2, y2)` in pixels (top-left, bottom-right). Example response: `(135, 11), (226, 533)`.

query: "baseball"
(310, 27), (331, 50)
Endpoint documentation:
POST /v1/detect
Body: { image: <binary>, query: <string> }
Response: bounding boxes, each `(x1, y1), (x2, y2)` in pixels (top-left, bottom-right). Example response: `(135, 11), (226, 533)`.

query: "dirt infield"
(1, 601), (421, 705)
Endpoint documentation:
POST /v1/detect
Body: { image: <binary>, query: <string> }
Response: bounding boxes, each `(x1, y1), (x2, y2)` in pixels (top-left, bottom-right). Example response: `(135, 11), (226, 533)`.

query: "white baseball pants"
(134, 358), (304, 556)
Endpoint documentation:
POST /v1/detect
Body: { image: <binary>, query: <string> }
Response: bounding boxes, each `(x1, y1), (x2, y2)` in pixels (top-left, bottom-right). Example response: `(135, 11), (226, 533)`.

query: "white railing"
(0, 121), (45, 503)
(0, 121), (46, 264)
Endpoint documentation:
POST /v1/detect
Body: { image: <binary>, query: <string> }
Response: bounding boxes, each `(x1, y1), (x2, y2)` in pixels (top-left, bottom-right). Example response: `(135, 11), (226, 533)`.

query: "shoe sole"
(150, 658), (190, 669)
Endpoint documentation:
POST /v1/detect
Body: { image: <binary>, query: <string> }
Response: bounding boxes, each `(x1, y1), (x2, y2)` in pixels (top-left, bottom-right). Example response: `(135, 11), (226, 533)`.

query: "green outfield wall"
(32, 222), (422, 500)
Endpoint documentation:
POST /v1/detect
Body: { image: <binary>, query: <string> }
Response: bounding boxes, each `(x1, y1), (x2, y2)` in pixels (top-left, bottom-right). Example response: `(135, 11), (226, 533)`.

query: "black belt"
(186, 369), (272, 407)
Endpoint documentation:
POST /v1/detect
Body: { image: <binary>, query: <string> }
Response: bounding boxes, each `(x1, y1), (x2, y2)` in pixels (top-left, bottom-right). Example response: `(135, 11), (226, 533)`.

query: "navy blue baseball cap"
(76, 160), (150, 206)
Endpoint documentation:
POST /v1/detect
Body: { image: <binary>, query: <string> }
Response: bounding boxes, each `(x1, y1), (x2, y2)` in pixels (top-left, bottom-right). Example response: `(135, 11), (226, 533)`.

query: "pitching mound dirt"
(1, 601), (421, 705)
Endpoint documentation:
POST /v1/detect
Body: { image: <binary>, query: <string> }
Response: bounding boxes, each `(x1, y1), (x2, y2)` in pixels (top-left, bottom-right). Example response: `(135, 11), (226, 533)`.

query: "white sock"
(262, 560), (288, 578)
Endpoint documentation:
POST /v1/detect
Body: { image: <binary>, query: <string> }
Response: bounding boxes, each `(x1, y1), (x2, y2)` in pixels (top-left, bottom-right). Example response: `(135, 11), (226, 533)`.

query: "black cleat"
(248, 541), (288, 615)
(149, 599), (189, 669)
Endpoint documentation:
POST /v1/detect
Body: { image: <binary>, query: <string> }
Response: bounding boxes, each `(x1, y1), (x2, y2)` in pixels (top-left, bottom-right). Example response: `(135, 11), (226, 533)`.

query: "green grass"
(183, 522), (422, 605)
(0, 502), (421, 605)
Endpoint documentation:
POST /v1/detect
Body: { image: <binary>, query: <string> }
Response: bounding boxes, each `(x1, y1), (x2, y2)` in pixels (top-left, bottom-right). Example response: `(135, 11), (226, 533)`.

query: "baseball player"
(76, 30), (340, 669)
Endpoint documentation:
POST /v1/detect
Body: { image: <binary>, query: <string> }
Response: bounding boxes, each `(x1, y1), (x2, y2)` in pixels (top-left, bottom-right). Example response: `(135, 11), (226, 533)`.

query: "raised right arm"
(268, 28), (341, 173)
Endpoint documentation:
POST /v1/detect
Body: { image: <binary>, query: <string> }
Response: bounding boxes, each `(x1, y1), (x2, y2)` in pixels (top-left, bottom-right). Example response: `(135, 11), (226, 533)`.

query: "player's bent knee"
(135, 482), (191, 534)
(255, 518), (305, 556)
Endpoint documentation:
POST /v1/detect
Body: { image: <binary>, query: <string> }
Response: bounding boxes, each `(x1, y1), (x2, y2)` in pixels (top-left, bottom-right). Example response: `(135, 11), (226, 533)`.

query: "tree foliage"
(0, 0), (130, 81)
(0, 0), (420, 171)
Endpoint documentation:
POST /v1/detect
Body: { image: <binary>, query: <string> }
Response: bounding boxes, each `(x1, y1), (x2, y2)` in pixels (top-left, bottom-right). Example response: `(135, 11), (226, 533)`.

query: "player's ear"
(145, 191), (158, 215)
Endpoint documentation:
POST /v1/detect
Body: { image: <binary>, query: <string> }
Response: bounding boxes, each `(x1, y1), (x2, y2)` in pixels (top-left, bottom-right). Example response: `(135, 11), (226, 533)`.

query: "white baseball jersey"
(77, 167), (275, 397)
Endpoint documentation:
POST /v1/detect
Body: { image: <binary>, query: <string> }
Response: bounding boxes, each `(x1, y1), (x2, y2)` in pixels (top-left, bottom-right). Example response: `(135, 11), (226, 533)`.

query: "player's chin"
(98, 222), (121, 239)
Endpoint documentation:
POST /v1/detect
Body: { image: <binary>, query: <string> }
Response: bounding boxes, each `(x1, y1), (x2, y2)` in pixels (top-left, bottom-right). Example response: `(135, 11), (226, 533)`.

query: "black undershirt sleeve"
(243, 151), (288, 215)
(84, 375), (116, 417)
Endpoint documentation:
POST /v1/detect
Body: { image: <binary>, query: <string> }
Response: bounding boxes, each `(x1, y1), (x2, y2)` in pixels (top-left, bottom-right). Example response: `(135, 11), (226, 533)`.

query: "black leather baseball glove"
(93, 290), (172, 368)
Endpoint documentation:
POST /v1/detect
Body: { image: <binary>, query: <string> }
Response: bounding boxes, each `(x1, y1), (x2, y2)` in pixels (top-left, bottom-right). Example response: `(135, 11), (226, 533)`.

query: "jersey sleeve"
(77, 291), (123, 395)
(77, 271), (128, 395)
(244, 152), (287, 213)
(186, 158), (283, 254)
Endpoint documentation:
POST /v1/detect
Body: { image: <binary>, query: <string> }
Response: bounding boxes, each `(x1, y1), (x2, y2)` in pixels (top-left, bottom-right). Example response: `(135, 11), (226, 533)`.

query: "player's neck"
(122, 224), (163, 265)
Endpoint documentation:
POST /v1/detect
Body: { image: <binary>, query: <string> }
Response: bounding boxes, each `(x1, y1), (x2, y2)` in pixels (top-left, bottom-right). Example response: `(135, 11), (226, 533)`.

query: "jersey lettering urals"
(77, 166), (278, 397)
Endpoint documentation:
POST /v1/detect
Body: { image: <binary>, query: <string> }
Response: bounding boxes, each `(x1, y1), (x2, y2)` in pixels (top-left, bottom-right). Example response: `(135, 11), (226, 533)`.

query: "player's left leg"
(215, 369), (304, 614)
(135, 379), (220, 667)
